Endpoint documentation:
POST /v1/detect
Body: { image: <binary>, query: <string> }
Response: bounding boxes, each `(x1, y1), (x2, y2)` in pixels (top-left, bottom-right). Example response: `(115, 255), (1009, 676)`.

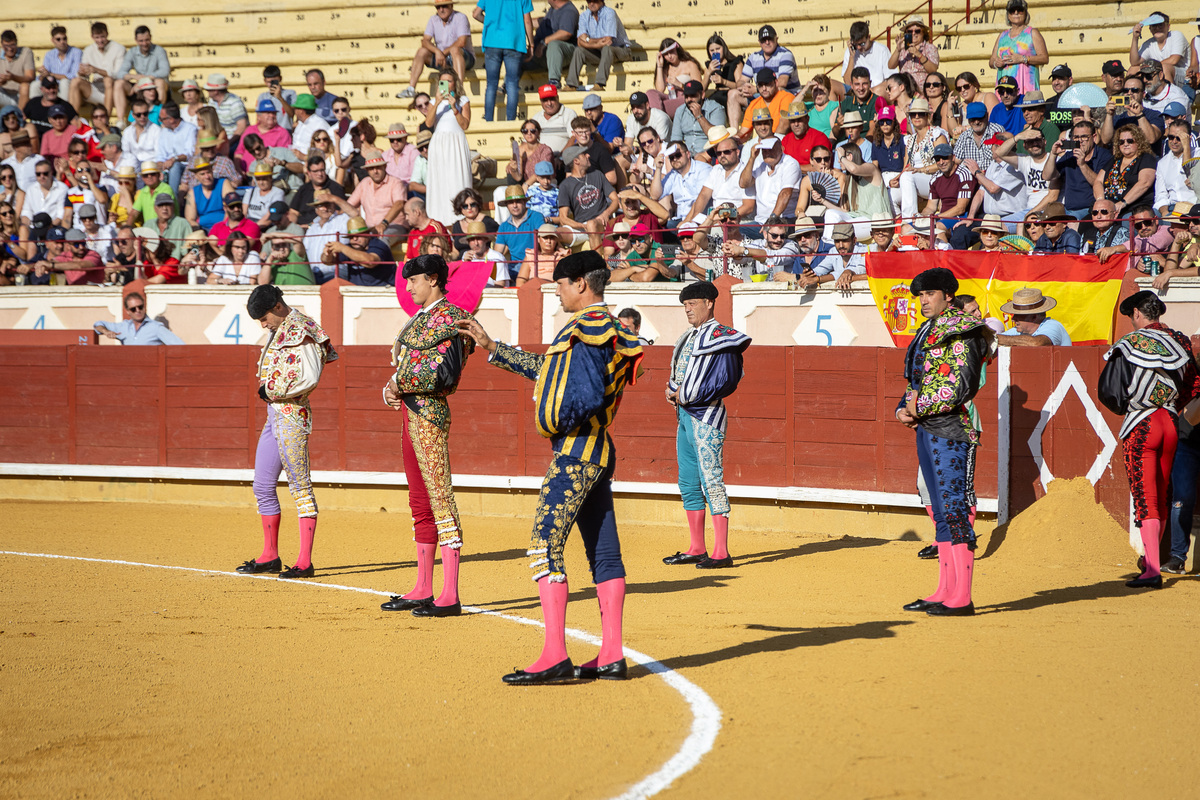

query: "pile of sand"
(993, 477), (1132, 568)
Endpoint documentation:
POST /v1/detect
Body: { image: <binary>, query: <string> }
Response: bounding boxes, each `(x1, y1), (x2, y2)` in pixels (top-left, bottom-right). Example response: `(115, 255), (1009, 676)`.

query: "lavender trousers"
(253, 405), (317, 518)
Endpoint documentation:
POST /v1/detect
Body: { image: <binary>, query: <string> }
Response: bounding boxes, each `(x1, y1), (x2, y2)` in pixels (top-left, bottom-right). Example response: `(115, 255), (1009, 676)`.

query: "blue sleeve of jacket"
(490, 341), (544, 381)
(542, 342), (608, 436)
(679, 351), (742, 406)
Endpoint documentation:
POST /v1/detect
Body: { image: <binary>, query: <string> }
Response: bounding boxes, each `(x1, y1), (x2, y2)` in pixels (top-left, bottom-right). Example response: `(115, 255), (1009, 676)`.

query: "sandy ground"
(4, 480), (1200, 799)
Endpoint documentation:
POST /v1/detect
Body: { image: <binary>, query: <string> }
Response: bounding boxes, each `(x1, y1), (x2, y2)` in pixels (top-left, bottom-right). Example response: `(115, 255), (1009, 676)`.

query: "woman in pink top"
(233, 100), (293, 171)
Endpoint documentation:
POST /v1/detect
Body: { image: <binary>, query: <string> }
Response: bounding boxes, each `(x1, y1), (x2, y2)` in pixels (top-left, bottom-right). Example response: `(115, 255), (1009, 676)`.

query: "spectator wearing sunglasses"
(1081, 198), (1129, 261)
(1043, 119), (1111, 220)
(1095, 125), (1157, 213)
(94, 292), (183, 345)
(988, 75), (1025, 136)
(449, 187), (499, 255)
(1013, 90), (1059, 155)
(121, 99), (160, 165)
(1129, 12), (1192, 90)
(1154, 120), (1197, 215)
(1101, 74), (1164, 148)
(681, 128), (754, 226)
(1128, 206), (1174, 274)
(20, 158), (67, 227)
(507, 118), (554, 187)
(840, 21), (896, 94)
(651, 141), (711, 227)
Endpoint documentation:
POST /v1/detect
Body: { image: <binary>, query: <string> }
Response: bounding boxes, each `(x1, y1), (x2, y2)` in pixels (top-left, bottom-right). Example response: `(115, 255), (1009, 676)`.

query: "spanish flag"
(865, 252), (1129, 347)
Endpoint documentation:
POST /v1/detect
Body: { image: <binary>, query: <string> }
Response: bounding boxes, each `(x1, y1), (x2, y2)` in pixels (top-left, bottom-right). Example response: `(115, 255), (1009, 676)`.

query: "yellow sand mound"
(995, 477), (1131, 567)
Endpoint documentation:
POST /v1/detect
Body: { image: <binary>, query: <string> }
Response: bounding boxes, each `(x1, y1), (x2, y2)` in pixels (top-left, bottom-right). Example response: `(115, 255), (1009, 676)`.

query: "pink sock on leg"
(923, 505), (935, 521)
(259, 514), (281, 563)
(685, 510), (707, 555)
(968, 505), (977, 527)
(944, 543), (974, 608)
(526, 577), (570, 673)
(1139, 519), (1163, 579)
(434, 545), (460, 606)
(923, 542), (955, 603)
(711, 514), (730, 560)
(295, 517), (316, 570)
(582, 577), (625, 668)
(404, 542), (436, 599)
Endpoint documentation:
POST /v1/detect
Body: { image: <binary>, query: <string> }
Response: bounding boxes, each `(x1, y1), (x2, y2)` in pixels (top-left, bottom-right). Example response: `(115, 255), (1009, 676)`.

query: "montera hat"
(910, 267), (958, 296)
(680, 281), (719, 303)
(552, 250), (606, 282)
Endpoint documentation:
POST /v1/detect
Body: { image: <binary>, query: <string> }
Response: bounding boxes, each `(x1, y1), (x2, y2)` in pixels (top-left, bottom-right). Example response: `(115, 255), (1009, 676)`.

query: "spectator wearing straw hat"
(383, 123), (418, 184)
(183, 158), (235, 233)
(775, 215), (838, 286)
(234, 99), (292, 172)
(1031, 202), (1082, 253)
(996, 287), (1071, 346)
(322, 214), (396, 286)
(131, 160), (173, 225)
(866, 212), (899, 252)
(128, 78), (162, 124)
(179, 134), (240, 195)
(302, 195), (349, 282)
(331, 153), (407, 232)
(115, 26), (169, 117)
(966, 214), (1008, 251)
(408, 130), (433, 198)
(832, 111), (872, 168)
(888, 17), (939, 90)
(204, 74), (248, 146)
(682, 127), (753, 225)
(244, 161), (286, 228)
(904, 217), (951, 250)
(457, 218), (510, 285)
(121, 99), (160, 165)
(497, 183), (546, 272)
(154, 103), (198, 194)
(290, 94), (332, 158)
(780, 101), (830, 170)
(1013, 90), (1058, 154)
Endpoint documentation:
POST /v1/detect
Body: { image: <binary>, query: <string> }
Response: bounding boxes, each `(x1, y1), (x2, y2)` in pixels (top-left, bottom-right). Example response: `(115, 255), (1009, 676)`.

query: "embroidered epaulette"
(273, 310), (338, 362)
(548, 307), (643, 360)
(1109, 328), (1189, 370)
(397, 302), (477, 354)
(924, 309), (985, 349)
(693, 323), (752, 356)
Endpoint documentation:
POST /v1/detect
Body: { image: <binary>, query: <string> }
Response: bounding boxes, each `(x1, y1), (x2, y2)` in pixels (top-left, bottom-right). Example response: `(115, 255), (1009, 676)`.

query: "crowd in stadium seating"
(0, 4), (1199, 290)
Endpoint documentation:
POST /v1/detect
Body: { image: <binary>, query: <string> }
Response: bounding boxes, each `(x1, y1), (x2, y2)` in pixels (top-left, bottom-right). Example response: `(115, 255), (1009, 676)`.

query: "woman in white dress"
(424, 69), (473, 227)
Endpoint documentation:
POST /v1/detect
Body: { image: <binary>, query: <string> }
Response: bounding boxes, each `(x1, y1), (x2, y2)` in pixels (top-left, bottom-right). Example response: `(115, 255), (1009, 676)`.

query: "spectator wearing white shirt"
(683, 127), (754, 225)
(69, 22), (125, 115)
(1140, 58), (1189, 113)
(532, 84), (576, 154)
(154, 103), (198, 195)
(840, 21), (895, 93)
(828, 223), (868, 289)
(625, 91), (672, 147)
(77, 203), (116, 261)
(208, 232), (263, 285)
(730, 214), (798, 280)
(21, 158), (67, 226)
(121, 99), (161, 165)
(97, 132), (135, 196)
(1129, 12), (1192, 90)
(290, 94), (331, 158)
(0, 130), (43, 191)
(244, 161), (286, 228)
(1155, 120), (1197, 215)
(740, 136), (800, 224)
(302, 197), (349, 283)
(650, 141), (712, 225)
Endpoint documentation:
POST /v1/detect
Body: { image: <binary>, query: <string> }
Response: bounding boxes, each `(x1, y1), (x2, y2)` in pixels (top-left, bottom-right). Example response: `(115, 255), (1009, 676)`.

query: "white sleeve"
(287, 342), (325, 396)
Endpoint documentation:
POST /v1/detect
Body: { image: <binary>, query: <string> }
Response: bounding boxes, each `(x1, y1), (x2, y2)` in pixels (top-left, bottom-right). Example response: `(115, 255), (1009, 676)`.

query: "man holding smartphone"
(255, 65), (296, 132)
(1043, 119), (1111, 220)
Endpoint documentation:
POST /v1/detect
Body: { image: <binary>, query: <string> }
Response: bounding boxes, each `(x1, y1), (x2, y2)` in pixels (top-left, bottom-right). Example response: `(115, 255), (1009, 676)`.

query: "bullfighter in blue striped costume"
(457, 250), (643, 685)
(662, 281), (751, 570)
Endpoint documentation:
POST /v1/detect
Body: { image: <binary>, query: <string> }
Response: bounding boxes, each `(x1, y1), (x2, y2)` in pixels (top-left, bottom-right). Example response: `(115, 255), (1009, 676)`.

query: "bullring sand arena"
(5, 476), (1200, 799)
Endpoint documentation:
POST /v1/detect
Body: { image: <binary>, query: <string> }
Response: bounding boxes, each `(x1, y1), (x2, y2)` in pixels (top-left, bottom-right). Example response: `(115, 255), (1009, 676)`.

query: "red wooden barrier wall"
(0, 344), (1127, 519)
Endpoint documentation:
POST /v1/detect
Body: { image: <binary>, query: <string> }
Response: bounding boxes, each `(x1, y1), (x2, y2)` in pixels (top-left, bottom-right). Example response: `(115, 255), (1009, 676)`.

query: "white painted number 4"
(224, 315), (243, 344)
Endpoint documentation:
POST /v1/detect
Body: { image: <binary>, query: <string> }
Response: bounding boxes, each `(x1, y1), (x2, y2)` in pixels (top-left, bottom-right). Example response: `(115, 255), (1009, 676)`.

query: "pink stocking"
(526, 577), (569, 673)
(712, 514), (730, 560)
(1139, 519), (1163, 579)
(434, 545), (460, 606)
(404, 542), (436, 599)
(944, 543), (974, 608)
(924, 505), (935, 520)
(685, 510), (706, 555)
(295, 517), (316, 570)
(923, 542), (955, 603)
(969, 505), (977, 527)
(258, 514), (281, 562)
(581, 577), (626, 669)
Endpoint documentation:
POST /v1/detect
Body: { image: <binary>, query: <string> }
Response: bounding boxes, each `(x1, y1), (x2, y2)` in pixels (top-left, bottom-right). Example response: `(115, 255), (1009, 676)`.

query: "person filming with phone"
(1043, 119), (1111, 220)
(1100, 73), (1164, 148)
